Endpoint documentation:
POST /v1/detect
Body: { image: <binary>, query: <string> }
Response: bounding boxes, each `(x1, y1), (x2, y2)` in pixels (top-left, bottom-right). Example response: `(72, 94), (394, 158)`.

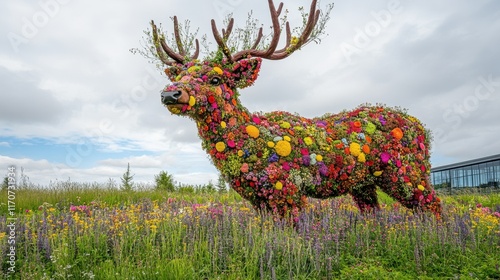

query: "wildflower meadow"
(1, 182), (500, 279)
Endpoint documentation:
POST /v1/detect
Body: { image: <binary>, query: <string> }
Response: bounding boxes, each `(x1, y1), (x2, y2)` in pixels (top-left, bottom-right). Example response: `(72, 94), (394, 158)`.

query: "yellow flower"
(213, 67), (223, 75)
(283, 135), (291, 142)
(188, 66), (201, 73)
(350, 142), (361, 157)
(316, 154), (323, 161)
(246, 125), (260, 138)
(267, 141), (275, 148)
(304, 137), (313, 146)
(237, 150), (244, 157)
(275, 140), (292, 157)
(170, 107), (181, 114)
(275, 181), (283, 190)
(357, 152), (366, 163)
(418, 184), (425, 191)
(220, 121), (227, 128)
(189, 96), (196, 107)
(373, 171), (383, 176)
(215, 142), (226, 152)
(280, 122), (291, 129)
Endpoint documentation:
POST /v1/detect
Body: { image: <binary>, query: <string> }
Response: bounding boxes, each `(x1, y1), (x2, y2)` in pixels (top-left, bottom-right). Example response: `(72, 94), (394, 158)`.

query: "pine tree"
(216, 174), (227, 193)
(120, 163), (134, 191)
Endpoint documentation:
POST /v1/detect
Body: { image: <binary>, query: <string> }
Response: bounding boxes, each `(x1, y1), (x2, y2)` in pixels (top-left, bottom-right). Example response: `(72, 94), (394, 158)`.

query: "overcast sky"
(1, 0), (499, 187)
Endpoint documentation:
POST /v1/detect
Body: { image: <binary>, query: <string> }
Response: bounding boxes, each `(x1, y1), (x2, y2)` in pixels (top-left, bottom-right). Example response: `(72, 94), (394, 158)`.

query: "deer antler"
(212, 0), (320, 62)
(151, 17), (200, 65)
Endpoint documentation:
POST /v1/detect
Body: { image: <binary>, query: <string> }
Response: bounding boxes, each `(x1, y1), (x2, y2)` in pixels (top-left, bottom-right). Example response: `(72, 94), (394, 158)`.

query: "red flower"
(208, 95), (216, 103)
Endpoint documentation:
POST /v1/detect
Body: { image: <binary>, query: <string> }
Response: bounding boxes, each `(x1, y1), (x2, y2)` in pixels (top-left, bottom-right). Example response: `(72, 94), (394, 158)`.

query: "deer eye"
(209, 76), (222, 86)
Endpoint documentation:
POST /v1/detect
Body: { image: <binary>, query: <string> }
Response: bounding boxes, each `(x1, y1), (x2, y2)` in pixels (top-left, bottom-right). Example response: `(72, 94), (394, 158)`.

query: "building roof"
(432, 154), (500, 172)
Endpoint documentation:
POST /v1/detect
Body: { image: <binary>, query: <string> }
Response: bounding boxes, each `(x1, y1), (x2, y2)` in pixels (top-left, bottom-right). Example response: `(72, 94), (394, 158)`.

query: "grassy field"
(1, 183), (499, 279)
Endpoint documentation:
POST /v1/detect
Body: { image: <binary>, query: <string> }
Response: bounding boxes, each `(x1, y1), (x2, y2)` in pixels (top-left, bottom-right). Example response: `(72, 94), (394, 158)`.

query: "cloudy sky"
(1, 0), (499, 187)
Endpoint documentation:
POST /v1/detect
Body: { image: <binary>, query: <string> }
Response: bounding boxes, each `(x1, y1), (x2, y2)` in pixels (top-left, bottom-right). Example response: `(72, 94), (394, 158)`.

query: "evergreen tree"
(216, 174), (227, 193)
(120, 163), (134, 191)
(154, 170), (175, 192)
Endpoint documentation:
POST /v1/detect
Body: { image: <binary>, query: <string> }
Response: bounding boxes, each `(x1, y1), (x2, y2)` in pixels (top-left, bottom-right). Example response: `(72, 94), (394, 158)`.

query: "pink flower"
(227, 140), (236, 148)
(252, 116), (261, 124)
(381, 152), (391, 164)
(282, 162), (290, 171)
(240, 163), (249, 173)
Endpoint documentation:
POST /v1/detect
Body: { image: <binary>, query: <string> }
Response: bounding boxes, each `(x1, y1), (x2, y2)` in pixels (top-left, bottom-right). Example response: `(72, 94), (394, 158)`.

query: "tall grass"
(1, 184), (499, 279)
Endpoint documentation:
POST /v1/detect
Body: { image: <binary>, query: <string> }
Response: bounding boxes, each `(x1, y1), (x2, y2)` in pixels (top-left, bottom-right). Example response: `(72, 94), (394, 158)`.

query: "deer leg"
(350, 184), (379, 213)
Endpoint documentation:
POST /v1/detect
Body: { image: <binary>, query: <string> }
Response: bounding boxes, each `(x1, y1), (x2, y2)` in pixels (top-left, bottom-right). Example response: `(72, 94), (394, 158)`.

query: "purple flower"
(268, 153), (279, 162)
(318, 162), (328, 177)
(302, 155), (310, 166)
(316, 120), (327, 128)
(379, 115), (386, 125)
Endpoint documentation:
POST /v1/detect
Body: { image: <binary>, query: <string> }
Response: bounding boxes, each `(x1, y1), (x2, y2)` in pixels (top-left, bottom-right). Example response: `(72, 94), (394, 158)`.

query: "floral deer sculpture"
(147, 0), (442, 220)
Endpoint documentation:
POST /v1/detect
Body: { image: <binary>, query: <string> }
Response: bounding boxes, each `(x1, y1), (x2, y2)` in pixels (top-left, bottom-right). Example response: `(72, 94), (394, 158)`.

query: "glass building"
(431, 154), (500, 193)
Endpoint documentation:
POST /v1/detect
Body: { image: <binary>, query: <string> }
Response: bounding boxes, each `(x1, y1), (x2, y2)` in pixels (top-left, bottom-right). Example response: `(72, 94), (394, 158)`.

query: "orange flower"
(353, 121), (362, 128)
(391, 128), (403, 140)
(365, 135), (372, 143)
(362, 144), (370, 154)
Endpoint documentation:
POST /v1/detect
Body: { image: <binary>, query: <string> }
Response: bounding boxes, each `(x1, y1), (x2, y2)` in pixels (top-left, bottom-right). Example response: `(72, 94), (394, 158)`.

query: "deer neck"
(195, 87), (253, 152)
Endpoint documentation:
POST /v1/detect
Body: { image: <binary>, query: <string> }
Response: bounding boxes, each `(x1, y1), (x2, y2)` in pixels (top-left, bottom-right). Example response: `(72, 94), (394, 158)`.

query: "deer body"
(149, 0), (442, 219)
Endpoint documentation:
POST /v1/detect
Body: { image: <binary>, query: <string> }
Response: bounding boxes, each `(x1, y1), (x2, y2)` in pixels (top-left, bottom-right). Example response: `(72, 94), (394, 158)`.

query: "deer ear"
(165, 66), (181, 82)
(231, 58), (262, 89)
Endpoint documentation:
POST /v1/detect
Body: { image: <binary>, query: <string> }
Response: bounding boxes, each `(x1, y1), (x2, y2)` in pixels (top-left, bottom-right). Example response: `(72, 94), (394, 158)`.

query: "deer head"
(151, 0), (324, 121)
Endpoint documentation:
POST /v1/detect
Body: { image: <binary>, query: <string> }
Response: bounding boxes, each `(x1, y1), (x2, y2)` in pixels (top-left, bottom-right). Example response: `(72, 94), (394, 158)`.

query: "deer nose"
(161, 90), (182, 105)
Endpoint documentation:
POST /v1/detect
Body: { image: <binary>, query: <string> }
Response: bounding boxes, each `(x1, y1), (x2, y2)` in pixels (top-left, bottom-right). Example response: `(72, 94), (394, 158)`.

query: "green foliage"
(1, 176), (7, 191)
(1, 182), (499, 279)
(155, 170), (175, 192)
(216, 174), (227, 193)
(120, 163), (134, 191)
(1, 190), (499, 279)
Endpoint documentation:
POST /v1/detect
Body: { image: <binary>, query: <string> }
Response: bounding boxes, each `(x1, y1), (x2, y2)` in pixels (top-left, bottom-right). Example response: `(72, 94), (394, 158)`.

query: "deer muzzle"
(161, 90), (182, 105)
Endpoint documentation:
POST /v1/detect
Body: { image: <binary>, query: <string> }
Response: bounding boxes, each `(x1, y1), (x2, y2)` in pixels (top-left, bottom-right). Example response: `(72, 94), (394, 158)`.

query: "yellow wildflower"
(373, 171), (383, 176)
(220, 121), (227, 128)
(267, 141), (275, 148)
(418, 185), (425, 191)
(275, 181), (283, 190)
(304, 137), (313, 146)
